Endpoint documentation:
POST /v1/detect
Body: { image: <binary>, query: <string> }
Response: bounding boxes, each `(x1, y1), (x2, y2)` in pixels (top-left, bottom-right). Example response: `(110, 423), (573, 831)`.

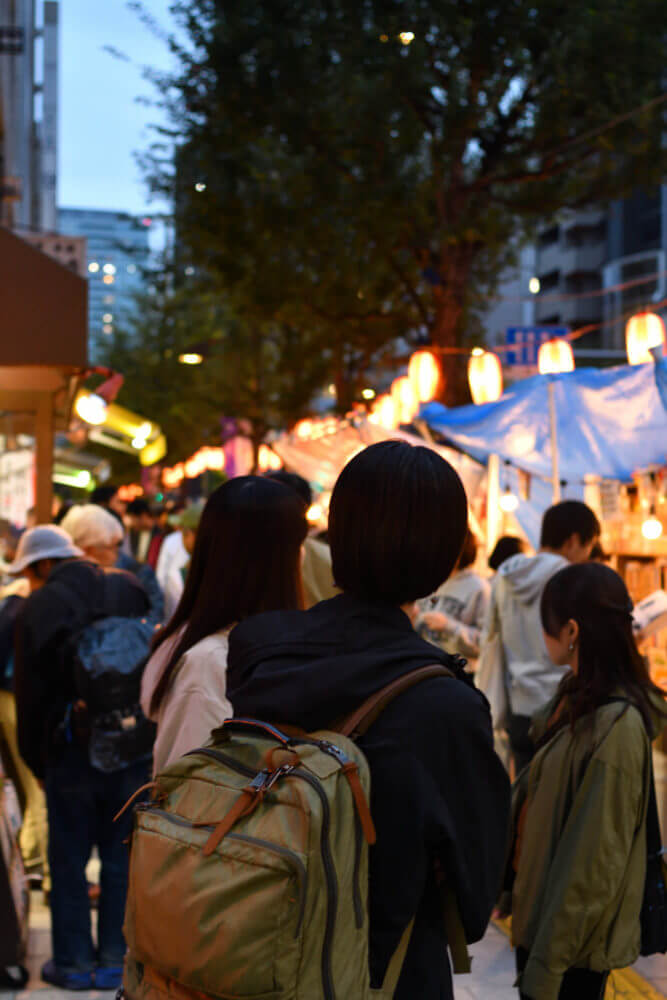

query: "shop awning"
(421, 358), (667, 483)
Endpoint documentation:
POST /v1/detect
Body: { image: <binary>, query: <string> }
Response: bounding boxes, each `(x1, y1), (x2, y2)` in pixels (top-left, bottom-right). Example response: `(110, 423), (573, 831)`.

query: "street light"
(399, 31), (415, 44)
(642, 510), (663, 540)
(75, 393), (107, 426)
(178, 352), (204, 365)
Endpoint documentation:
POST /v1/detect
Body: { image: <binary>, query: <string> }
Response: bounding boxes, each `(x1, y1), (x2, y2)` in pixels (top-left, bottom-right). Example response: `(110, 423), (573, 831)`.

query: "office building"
(58, 207), (152, 354)
(484, 186), (667, 363)
(0, 0), (58, 231)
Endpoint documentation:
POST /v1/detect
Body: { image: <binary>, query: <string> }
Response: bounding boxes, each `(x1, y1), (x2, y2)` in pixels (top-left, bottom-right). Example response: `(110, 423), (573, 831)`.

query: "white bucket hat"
(60, 504), (124, 550)
(8, 525), (83, 575)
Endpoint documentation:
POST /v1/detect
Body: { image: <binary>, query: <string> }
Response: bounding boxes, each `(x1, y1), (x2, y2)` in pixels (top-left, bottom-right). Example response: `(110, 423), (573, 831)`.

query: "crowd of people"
(0, 443), (664, 999)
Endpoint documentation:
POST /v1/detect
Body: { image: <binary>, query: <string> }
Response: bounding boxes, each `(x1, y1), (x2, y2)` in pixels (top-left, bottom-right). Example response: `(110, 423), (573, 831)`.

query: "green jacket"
(511, 691), (666, 1000)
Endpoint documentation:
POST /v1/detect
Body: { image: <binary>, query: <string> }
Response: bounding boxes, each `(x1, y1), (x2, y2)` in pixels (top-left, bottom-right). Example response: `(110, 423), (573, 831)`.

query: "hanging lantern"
(369, 393), (398, 429)
(391, 376), (419, 424)
(408, 349), (440, 402)
(294, 419), (314, 440)
(625, 312), (666, 366)
(258, 444), (283, 472)
(538, 339), (575, 375)
(468, 349), (503, 404)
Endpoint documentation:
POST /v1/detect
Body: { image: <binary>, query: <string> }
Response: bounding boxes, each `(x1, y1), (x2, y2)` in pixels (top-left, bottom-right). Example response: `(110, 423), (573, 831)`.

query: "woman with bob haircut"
(227, 441), (511, 999)
(141, 476), (307, 774)
(509, 561), (666, 1000)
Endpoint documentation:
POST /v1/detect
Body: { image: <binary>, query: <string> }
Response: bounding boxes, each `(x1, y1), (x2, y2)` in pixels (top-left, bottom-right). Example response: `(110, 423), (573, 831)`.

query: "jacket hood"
(498, 551), (568, 604)
(227, 593), (472, 731)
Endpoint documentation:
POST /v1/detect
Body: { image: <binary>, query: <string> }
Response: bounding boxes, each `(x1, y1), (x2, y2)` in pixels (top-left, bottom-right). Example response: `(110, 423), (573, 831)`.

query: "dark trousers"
(45, 746), (148, 972)
(517, 947), (609, 999)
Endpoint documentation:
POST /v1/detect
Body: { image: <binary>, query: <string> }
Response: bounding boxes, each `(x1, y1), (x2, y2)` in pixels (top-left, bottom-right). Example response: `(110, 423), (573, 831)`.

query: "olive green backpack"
(120, 665), (468, 1000)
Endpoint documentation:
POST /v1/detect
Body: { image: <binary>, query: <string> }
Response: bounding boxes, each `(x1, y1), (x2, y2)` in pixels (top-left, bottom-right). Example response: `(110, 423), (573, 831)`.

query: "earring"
(568, 643), (575, 652)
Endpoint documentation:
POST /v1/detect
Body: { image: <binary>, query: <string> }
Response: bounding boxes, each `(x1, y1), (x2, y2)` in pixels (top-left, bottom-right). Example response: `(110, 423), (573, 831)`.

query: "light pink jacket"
(140, 626), (233, 775)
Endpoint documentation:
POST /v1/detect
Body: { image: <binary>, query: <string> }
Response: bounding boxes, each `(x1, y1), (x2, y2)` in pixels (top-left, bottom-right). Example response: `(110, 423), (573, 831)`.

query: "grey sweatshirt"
(478, 552), (569, 719)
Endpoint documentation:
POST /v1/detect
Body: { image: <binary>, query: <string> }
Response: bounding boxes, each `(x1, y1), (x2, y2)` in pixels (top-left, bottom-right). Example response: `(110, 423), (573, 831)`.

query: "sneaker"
(95, 966), (124, 990)
(41, 959), (94, 990)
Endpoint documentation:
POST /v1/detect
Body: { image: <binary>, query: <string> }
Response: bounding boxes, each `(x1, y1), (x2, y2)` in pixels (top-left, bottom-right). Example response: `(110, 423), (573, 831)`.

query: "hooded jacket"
(14, 558), (148, 778)
(478, 552), (569, 720)
(227, 593), (511, 999)
(511, 692), (667, 1000)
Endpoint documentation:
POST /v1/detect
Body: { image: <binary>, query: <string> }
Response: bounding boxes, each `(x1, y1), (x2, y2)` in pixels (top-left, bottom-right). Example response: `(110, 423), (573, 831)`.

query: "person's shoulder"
(590, 700), (650, 773)
(384, 671), (490, 733)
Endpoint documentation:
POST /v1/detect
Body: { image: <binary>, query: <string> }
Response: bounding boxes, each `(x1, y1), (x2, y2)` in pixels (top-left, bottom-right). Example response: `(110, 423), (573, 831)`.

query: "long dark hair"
(149, 476), (308, 713)
(540, 562), (666, 734)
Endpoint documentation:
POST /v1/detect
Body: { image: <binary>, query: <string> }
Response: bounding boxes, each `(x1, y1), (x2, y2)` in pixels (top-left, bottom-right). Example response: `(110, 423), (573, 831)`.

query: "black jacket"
(14, 558), (148, 778)
(227, 593), (511, 1000)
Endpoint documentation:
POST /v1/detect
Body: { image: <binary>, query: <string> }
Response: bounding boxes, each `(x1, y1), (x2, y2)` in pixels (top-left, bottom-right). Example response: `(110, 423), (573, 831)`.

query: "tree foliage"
(142, 0), (667, 401)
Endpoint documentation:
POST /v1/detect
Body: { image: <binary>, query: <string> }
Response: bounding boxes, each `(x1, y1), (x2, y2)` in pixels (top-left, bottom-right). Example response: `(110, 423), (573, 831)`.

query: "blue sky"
(58, 0), (177, 215)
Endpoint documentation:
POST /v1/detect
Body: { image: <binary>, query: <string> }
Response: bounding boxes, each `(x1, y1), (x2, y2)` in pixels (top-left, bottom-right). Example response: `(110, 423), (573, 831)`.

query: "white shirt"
(140, 627), (233, 775)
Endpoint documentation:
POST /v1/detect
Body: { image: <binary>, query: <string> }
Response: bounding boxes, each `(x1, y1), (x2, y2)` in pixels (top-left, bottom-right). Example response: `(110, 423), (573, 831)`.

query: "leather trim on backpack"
(334, 664), (455, 740)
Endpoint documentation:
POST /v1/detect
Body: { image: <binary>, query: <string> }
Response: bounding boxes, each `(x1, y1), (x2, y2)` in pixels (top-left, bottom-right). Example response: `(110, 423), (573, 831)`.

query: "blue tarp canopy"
(422, 358), (667, 484)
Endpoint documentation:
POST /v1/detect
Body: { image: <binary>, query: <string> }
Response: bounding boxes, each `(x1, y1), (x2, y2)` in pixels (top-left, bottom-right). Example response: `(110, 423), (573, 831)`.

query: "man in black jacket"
(11, 526), (149, 991)
(227, 441), (511, 999)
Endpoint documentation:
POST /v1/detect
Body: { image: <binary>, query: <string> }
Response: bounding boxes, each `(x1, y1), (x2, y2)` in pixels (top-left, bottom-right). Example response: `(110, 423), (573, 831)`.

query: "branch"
(387, 253), (430, 326)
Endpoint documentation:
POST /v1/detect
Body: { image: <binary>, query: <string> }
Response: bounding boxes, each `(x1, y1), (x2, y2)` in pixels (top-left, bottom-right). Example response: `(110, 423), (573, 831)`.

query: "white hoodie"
(477, 551), (569, 722)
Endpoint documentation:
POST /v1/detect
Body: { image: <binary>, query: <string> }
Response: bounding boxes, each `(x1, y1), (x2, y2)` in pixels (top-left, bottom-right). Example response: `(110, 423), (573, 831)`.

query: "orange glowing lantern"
(408, 349), (440, 402)
(625, 312), (666, 365)
(467, 349), (503, 404)
(258, 445), (283, 472)
(294, 419), (314, 440)
(538, 339), (575, 375)
(369, 394), (398, 429)
(391, 376), (419, 424)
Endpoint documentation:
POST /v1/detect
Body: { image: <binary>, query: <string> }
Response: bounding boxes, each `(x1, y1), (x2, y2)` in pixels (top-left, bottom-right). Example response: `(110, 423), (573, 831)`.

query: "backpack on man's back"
(54, 568), (156, 773)
(120, 666), (464, 1000)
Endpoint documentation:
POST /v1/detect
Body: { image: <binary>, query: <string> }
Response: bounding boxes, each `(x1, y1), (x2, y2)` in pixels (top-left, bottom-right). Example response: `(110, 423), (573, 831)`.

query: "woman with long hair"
(510, 561), (667, 1000)
(140, 476), (307, 774)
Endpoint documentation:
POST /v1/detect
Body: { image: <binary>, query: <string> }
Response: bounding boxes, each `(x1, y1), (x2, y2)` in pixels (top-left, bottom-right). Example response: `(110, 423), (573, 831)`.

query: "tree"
(144, 0), (667, 401)
(98, 258), (331, 465)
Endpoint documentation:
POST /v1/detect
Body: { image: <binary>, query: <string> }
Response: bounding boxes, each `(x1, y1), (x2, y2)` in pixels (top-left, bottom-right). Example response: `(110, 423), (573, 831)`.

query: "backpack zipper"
(137, 806), (307, 936)
(185, 745), (337, 999)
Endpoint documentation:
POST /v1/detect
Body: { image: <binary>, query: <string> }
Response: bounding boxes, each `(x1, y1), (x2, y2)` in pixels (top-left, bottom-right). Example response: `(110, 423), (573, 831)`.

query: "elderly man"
(11, 525), (149, 990)
(61, 505), (163, 624)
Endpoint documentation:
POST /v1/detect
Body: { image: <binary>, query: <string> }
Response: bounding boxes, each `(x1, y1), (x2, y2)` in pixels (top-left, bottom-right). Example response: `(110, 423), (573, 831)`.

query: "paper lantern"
(538, 339), (575, 375)
(625, 312), (666, 366)
(408, 350), (440, 402)
(369, 394), (398, 429)
(391, 376), (419, 424)
(258, 445), (283, 472)
(294, 419), (314, 440)
(468, 349), (503, 404)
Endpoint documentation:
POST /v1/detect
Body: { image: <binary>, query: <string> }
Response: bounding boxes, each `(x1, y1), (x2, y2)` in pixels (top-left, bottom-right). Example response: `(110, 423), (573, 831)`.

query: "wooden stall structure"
(0, 227), (87, 522)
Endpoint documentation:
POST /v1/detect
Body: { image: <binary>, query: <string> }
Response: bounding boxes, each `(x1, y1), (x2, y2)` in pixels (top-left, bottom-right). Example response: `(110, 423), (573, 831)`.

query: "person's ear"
(566, 618), (579, 651)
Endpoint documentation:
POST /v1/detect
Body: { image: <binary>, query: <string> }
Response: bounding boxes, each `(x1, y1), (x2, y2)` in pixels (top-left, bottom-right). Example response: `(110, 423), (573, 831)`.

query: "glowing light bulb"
(642, 516), (663, 541)
(499, 489), (519, 514)
(75, 393), (107, 426)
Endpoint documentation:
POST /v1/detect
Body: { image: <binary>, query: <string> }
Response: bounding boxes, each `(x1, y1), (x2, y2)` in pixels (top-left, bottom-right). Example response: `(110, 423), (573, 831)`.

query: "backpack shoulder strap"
(334, 663), (455, 741)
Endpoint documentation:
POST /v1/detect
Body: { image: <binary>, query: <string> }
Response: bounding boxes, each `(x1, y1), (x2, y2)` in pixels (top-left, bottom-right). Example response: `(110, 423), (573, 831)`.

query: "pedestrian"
(159, 502), (204, 622)
(11, 525), (150, 990)
(90, 484), (127, 521)
(140, 477), (308, 775)
(125, 498), (163, 567)
(155, 503), (188, 617)
(509, 561), (667, 1000)
(415, 528), (490, 672)
(226, 441), (511, 999)
(265, 470), (339, 606)
(0, 580), (50, 895)
(61, 504), (164, 623)
(477, 500), (600, 773)
(488, 535), (525, 572)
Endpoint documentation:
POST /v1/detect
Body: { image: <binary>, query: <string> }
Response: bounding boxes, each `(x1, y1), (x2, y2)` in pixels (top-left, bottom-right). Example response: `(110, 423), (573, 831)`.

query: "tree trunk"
(430, 244), (478, 406)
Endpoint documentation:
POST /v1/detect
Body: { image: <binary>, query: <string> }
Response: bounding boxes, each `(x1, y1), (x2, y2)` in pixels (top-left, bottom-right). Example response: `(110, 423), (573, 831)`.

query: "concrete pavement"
(9, 890), (666, 1000)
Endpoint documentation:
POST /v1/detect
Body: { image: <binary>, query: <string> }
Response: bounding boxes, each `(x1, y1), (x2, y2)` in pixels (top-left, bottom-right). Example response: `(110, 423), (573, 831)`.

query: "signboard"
(0, 450), (34, 527)
(505, 326), (570, 368)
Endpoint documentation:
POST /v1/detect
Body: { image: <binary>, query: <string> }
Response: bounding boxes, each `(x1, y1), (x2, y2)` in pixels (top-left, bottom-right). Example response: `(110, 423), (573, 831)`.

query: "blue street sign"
(505, 326), (569, 367)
